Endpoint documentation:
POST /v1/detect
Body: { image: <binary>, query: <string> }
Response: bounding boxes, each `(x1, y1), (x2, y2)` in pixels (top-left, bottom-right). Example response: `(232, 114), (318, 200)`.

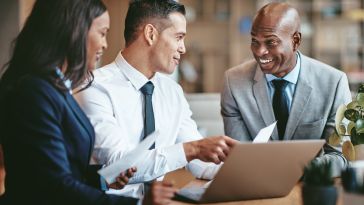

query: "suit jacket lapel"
(63, 92), (95, 155)
(284, 55), (313, 140)
(253, 66), (279, 140)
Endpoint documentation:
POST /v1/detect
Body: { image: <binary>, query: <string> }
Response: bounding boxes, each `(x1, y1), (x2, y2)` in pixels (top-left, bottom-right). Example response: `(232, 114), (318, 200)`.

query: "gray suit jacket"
(221, 53), (351, 172)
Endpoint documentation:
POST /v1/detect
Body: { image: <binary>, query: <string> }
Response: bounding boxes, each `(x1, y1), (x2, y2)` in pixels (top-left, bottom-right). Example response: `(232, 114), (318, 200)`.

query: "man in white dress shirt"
(75, 0), (238, 198)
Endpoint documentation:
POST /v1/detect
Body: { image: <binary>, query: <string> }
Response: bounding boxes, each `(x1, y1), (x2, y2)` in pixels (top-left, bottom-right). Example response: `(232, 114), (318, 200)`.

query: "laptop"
(174, 139), (325, 203)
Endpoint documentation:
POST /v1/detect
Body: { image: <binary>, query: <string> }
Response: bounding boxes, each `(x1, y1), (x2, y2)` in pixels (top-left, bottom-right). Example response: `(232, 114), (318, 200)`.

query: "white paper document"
(98, 131), (158, 184)
(252, 121), (277, 143)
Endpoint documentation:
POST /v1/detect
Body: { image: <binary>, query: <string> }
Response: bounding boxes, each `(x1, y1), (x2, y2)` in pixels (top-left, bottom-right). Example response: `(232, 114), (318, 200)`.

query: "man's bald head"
(253, 2), (300, 35)
(250, 2), (302, 78)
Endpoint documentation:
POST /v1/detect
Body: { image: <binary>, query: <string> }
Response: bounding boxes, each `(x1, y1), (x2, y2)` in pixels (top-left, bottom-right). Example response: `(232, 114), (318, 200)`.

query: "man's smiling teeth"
(259, 58), (273, 64)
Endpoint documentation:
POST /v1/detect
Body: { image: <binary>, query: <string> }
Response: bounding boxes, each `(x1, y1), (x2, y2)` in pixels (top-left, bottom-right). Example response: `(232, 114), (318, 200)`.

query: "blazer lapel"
(284, 55), (313, 140)
(253, 67), (279, 140)
(63, 92), (95, 155)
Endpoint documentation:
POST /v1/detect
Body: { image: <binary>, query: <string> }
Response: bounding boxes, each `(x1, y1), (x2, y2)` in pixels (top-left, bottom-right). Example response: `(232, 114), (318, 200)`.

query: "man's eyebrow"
(176, 32), (186, 36)
(263, 35), (278, 38)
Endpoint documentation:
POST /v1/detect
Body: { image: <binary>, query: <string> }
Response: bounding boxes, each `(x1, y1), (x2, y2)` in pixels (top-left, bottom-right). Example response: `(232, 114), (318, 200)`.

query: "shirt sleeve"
(174, 85), (221, 180)
(175, 85), (204, 143)
(187, 160), (222, 180)
(75, 84), (131, 165)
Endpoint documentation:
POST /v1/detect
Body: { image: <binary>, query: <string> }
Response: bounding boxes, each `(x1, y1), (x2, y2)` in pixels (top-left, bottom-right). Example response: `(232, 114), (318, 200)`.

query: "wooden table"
(170, 179), (343, 205)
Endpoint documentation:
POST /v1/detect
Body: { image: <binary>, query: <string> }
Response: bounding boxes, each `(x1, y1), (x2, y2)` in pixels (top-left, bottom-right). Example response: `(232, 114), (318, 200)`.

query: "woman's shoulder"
(9, 75), (65, 105)
(18, 75), (60, 92)
(0, 75), (66, 124)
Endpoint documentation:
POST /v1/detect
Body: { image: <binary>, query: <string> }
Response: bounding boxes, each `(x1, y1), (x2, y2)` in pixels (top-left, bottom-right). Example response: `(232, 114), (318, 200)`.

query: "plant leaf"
(347, 121), (355, 135)
(343, 141), (355, 161)
(335, 104), (346, 135)
(328, 132), (341, 146)
(347, 101), (359, 110)
(356, 118), (364, 134)
(357, 93), (364, 105)
(345, 109), (359, 121)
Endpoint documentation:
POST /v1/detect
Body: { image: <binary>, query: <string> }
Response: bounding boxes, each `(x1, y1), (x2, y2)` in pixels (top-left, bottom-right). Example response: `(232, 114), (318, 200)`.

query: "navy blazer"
(1, 75), (138, 205)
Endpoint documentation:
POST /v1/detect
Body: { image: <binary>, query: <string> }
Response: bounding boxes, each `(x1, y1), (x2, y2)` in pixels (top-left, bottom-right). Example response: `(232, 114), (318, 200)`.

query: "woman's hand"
(107, 167), (137, 189)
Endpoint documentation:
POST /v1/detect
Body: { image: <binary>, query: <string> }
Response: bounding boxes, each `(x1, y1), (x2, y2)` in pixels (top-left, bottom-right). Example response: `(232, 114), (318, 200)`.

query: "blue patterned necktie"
(272, 79), (289, 140)
(140, 81), (155, 149)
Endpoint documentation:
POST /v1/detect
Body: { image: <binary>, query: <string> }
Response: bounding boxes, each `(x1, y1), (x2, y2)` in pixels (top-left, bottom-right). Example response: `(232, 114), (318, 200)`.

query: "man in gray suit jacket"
(221, 2), (351, 174)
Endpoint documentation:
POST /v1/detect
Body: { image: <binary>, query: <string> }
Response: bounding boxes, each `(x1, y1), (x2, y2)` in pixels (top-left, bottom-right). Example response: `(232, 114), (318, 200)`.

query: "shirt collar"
(115, 52), (158, 90)
(265, 52), (301, 84)
(55, 67), (73, 94)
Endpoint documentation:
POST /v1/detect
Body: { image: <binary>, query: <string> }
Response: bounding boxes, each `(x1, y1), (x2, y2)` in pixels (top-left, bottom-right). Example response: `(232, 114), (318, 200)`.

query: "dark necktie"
(140, 81), (155, 148)
(272, 79), (289, 140)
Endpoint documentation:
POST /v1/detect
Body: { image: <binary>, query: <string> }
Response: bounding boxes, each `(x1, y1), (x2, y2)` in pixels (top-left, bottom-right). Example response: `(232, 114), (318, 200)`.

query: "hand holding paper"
(107, 167), (137, 189)
(98, 131), (158, 184)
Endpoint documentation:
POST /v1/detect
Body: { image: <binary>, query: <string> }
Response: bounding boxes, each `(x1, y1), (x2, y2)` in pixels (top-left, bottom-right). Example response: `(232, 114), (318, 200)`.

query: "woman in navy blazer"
(0, 0), (176, 204)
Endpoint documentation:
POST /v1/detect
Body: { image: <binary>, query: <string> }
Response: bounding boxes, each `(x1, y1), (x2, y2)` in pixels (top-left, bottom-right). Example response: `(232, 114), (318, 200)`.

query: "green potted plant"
(329, 83), (364, 161)
(302, 161), (337, 205)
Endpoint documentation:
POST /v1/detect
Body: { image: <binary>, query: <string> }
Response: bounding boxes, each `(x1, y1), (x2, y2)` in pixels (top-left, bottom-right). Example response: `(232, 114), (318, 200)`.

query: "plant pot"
(354, 144), (364, 160)
(302, 184), (337, 205)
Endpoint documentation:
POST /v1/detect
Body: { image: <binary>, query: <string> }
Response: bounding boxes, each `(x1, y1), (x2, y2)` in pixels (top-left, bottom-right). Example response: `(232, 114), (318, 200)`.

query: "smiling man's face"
(250, 6), (300, 78)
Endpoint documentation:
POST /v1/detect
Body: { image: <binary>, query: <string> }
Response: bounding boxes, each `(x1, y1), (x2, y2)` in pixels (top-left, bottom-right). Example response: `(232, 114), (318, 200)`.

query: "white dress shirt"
(75, 53), (219, 197)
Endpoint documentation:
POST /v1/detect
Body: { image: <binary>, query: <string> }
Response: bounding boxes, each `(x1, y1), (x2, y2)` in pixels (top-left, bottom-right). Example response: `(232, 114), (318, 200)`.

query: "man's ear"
(144, 24), (158, 46)
(292, 31), (301, 51)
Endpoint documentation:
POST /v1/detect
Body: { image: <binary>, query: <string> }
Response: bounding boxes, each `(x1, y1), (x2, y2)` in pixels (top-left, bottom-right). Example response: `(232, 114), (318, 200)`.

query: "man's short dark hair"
(124, 0), (185, 46)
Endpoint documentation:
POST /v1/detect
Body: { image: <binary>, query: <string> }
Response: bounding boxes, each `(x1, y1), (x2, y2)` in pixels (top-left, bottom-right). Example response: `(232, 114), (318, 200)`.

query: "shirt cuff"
(162, 143), (188, 168)
(187, 160), (222, 180)
(100, 176), (109, 191)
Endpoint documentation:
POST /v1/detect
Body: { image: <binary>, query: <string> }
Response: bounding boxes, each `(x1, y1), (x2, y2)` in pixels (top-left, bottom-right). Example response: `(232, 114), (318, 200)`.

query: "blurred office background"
(1, 0), (364, 93)
(1, 0), (364, 135)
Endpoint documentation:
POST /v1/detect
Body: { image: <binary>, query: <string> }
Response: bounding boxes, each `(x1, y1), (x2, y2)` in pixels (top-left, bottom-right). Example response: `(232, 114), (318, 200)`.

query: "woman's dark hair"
(0, 0), (106, 91)
(124, 0), (185, 46)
